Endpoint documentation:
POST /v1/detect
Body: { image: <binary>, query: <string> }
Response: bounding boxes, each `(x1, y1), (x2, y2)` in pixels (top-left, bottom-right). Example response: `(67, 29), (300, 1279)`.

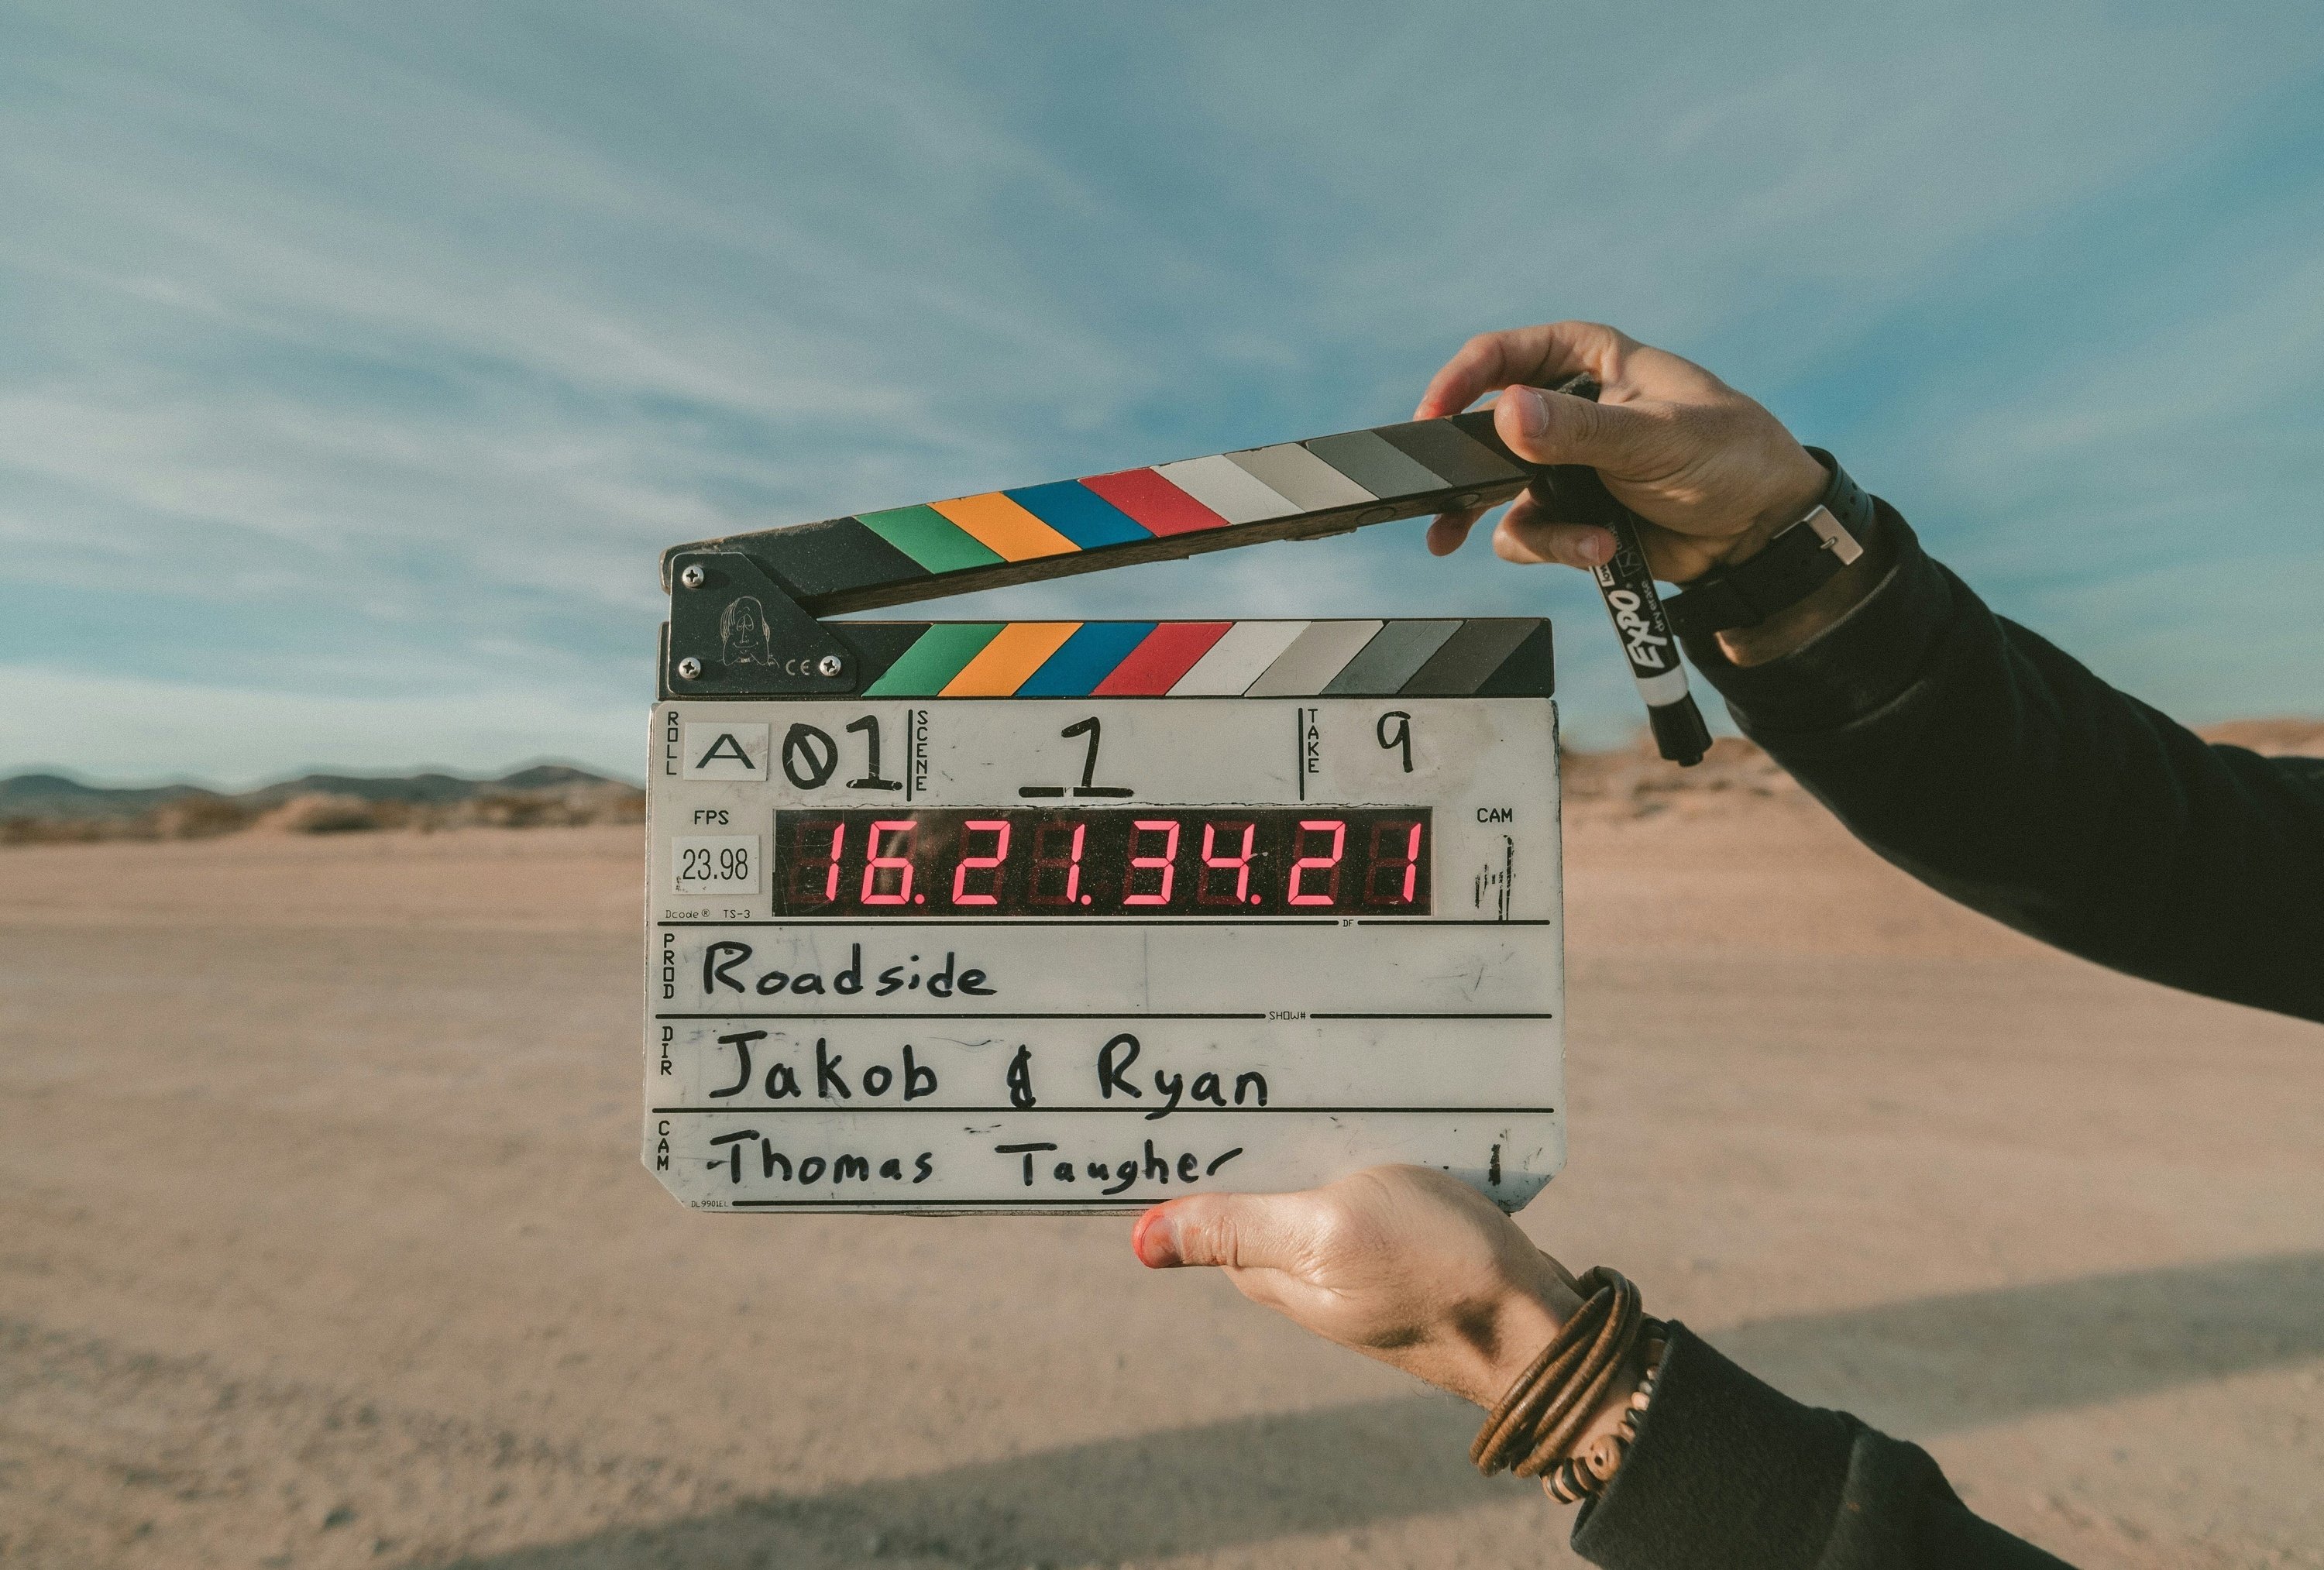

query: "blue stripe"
(1016, 621), (1159, 696)
(1004, 480), (1153, 549)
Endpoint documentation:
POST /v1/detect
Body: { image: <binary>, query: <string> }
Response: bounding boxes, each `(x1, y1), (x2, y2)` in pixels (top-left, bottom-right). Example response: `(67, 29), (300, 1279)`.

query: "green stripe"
(861, 623), (1003, 695)
(858, 504), (1005, 575)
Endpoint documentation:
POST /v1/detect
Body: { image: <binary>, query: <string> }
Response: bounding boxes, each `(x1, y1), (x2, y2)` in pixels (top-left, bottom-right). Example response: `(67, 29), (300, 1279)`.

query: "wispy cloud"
(4, 2), (2322, 780)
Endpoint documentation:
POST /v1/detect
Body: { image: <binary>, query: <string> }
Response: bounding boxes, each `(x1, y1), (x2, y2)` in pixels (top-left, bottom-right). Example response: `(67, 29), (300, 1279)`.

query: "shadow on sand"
(452, 1249), (2324, 1568)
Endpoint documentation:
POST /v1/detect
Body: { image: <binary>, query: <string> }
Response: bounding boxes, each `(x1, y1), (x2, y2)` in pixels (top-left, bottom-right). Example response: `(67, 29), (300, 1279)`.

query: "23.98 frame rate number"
(774, 807), (1433, 918)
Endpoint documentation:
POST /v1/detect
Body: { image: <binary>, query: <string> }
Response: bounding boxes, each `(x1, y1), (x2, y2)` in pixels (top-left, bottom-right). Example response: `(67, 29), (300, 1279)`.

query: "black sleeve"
(1570, 1324), (2073, 1570)
(1682, 505), (2324, 1025)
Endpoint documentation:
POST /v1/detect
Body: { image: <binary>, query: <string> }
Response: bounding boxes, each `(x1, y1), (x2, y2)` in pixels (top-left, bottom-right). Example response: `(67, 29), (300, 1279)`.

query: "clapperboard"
(646, 411), (1566, 1214)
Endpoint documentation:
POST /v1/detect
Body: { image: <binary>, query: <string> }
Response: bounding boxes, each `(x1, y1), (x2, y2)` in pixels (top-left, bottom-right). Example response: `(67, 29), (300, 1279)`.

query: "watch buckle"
(1803, 504), (1863, 566)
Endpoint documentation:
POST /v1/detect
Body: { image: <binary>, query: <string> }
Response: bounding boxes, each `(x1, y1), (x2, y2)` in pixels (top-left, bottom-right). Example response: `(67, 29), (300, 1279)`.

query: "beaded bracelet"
(1545, 1332), (1665, 1503)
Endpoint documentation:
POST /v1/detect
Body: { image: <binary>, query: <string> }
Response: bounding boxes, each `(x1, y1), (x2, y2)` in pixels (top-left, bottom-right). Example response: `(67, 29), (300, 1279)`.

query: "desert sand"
(2, 774), (2319, 1569)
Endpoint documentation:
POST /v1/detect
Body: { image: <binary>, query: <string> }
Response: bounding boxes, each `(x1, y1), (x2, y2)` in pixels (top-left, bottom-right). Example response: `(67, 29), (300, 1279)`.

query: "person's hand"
(1131, 1164), (1582, 1407)
(1415, 321), (1830, 586)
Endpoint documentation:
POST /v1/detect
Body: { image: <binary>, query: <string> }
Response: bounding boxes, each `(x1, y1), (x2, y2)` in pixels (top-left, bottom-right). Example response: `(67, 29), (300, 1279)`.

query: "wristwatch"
(1663, 448), (1875, 640)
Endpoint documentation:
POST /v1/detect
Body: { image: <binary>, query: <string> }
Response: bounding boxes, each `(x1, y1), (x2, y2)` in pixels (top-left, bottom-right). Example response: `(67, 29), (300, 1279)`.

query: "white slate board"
(643, 697), (1564, 1212)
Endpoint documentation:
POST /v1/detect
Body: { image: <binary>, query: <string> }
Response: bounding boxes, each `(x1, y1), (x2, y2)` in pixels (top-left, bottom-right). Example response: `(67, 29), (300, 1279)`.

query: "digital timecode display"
(774, 808), (1432, 918)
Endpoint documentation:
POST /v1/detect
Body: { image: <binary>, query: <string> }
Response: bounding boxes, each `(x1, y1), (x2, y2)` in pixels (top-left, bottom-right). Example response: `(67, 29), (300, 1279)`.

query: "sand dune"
(2, 772), (2319, 1568)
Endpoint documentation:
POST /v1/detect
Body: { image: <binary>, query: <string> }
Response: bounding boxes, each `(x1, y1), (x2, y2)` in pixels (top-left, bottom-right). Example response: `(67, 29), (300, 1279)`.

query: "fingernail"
(1506, 386), (1549, 438)
(1578, 531), (1611, 565)
(1132, 1208), (1181, 1268)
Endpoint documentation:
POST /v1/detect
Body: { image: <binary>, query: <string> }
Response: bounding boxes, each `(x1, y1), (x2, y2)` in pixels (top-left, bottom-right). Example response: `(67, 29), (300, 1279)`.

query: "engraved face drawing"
(719, 596), (774, 665)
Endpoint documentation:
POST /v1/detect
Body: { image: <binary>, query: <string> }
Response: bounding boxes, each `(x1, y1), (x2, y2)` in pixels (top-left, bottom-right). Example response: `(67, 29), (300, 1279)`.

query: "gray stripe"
(1244, 620), (1386, 696)
(1399, 620), (1545, 696)
(1227, 443), (1376, 510)
(1322, 620), (1463, 696)
(1300, 430), (1448, 501)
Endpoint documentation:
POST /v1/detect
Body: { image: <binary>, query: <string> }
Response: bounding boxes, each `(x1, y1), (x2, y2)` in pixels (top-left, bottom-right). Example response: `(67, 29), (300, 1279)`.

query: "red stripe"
(1080, 469), (1231, 538)
(1092, 621), (1233, 695)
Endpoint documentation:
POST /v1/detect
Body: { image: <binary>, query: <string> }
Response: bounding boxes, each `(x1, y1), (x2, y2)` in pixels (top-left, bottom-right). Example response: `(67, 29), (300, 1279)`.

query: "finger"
(1414, 321), (1628, 419)
(1491, 493), (1615, 568)
(1133, 1190), (1318, 1270)
(1494, 510), (1615, 569)
(1425, 504), (1487, 556)
(1494, 385), (1669, 476)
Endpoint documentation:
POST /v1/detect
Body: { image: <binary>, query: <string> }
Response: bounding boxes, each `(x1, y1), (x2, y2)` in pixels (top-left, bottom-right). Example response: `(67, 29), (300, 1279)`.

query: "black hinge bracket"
(663, 551), (856, 696)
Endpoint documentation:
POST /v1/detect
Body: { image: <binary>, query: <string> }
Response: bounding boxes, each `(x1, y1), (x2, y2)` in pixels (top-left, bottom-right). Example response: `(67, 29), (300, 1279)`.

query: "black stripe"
(1449, 408), (1528, 466)
(1399, 618), (1551, 696)
(755, 516), (930, 602)
(1475, 620), (1559, 698)
(1371, 419), (1530, 487)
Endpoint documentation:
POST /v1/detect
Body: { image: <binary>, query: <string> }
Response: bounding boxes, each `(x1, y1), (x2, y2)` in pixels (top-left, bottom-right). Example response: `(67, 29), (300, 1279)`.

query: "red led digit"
(789, 819), (844, 905)
(1287, 819), (1346, 906)
(1198, 820), (1257, 906)
(951, 819), (1010, 905)
(1123, 819), (1181, 905)
(860, 819), (916, 905)
(1030, 819), (1088, 906)
(773, 807), (1430, 918)
(1365, 819), (1424, 905)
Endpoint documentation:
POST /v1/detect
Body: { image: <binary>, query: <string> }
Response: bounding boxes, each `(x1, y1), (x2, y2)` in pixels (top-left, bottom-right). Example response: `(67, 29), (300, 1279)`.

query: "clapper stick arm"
(658, 413), (1535, 616)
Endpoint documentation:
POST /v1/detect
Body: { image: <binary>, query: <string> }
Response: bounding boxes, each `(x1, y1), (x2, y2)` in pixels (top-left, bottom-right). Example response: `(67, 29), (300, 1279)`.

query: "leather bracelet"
(1663, 449), (1875, 639)
(1472, 1266), (1655, 1488)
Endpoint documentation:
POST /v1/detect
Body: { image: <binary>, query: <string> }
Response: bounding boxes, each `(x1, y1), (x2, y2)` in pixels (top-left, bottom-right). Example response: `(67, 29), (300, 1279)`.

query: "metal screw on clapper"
(1533, 373), (1712, 767)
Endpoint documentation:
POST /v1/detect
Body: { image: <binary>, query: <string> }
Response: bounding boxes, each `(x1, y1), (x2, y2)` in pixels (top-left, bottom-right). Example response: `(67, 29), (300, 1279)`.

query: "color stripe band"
(665, 408), (1552, 619)
(841, 619), (1552, 699)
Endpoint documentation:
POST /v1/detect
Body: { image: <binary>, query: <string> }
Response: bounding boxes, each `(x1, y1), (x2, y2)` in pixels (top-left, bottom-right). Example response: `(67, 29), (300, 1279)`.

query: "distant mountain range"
(8, 719), (2314, 828)
(0, 764), (633, 821)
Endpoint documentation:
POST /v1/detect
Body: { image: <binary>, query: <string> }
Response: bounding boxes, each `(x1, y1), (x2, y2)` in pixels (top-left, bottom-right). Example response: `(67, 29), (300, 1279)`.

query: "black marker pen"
(1529, 374), (1712, 768)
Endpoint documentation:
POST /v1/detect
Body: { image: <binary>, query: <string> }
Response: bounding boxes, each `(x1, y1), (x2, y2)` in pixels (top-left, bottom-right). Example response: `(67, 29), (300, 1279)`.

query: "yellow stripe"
(940, 621), (1082, 696)
(930, 492), (1078, 562)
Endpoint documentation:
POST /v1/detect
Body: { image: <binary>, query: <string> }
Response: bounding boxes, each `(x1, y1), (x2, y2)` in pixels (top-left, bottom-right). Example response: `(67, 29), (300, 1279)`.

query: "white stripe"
(1634, 667), (1691, 706)
(1168, 621), (1311, 695)
(1154, 454), (1300, 524)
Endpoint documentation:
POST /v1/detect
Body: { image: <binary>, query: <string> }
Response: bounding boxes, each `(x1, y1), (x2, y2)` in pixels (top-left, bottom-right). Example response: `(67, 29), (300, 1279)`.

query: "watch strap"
(1665, 450), (1874, 639)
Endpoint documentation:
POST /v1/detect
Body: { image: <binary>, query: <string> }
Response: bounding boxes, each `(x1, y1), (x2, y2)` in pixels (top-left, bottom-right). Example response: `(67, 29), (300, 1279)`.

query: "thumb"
(1494, 385), (1662, 474)
(1133, 1191), (1312, 1270)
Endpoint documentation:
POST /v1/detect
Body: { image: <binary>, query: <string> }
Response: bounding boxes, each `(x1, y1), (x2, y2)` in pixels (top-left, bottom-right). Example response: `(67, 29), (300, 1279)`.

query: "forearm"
(1572, 1326), (2073, 1570)
(1681, 501), (2324, 1022)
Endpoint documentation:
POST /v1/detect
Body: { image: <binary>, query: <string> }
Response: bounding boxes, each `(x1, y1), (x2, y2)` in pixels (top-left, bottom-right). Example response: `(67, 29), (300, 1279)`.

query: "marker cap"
(1648, 693), (1713, 767)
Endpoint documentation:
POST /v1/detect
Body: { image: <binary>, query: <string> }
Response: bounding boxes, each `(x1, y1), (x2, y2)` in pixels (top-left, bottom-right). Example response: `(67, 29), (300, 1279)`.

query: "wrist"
(1703, 447), (1829, 573)
(1467, 1266), (1655, 1497)
(1659, 447), (1885, 666)
(1715, 503), (1889, 666)
(1466, 1272), (1581, 1406)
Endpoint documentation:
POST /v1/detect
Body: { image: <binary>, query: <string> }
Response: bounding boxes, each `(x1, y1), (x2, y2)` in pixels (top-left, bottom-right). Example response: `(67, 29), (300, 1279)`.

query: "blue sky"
(5, 2), (2322, 785)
